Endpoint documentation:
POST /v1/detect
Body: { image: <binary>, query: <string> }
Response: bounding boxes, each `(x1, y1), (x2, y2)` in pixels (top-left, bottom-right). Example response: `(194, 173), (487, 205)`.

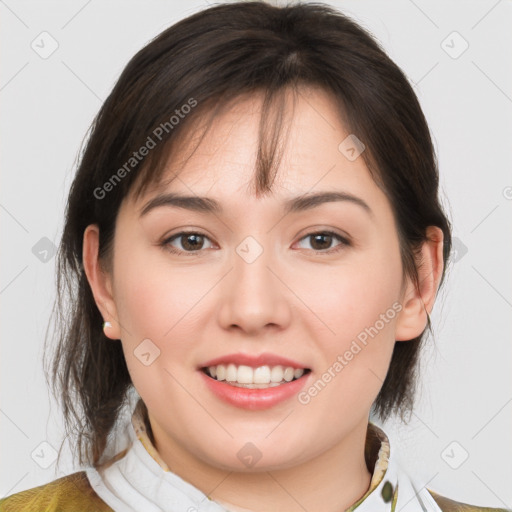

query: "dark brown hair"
(44, 0), (452, 470)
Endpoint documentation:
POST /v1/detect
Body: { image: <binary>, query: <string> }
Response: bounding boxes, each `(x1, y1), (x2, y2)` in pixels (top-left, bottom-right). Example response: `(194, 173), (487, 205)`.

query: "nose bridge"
(232, 232), (276, 299)
(218, 231), (289, 332)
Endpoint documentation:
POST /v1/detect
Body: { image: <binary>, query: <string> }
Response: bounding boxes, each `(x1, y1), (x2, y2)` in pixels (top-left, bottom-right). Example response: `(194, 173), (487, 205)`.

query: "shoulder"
(427, 488), (511, 512)
(0, 470), (113, 512)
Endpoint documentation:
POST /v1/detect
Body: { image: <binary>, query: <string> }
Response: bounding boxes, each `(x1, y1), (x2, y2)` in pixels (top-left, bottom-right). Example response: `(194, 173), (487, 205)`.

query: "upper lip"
(200, 352), (310, 370)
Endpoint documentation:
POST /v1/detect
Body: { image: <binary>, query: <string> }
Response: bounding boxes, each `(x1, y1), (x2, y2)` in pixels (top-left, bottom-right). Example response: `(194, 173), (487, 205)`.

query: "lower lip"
(198, 370), (311, 410)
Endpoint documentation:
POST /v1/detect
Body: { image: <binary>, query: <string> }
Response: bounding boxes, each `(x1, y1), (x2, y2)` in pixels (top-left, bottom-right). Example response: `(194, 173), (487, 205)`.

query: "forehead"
(125, 86), (384, 217)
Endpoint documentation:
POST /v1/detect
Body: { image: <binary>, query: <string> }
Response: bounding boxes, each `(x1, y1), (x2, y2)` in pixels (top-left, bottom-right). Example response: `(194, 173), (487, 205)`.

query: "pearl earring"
(103, 321), (112, 330)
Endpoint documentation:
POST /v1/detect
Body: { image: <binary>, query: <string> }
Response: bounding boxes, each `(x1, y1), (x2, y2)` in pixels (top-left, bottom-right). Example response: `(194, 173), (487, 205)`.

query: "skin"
(83, 86), (444, 512)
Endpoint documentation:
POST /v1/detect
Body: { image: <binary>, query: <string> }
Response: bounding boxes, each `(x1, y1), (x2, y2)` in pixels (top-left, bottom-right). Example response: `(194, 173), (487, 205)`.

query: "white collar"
(86, 400), (442, 512)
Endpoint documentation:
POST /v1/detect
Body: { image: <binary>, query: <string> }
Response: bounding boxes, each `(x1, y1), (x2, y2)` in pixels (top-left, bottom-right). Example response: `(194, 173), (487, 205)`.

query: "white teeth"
(270, 366), (284, 383)
(216, 365), (226, 381)
(283, 367), (294, 382)
(226, 364), (237, 382)
(204, 364), (306, 385)
(236, 365), (254, 384)
(253, 366), (271, 384)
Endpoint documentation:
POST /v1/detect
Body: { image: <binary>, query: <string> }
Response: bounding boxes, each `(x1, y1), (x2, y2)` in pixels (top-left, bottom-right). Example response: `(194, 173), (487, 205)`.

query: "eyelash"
(160, 230), (351, 256)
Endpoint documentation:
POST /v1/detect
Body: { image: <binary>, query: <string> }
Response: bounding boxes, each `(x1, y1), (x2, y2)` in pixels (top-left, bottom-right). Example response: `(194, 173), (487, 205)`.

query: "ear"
(82, 224), (122, 340)
(395, 226), (444, 342)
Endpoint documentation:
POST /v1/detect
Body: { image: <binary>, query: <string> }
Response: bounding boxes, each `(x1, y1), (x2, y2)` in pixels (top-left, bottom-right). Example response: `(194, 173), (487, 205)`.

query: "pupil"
(184, 234), (202, 250)
(312, 233), (331, 250)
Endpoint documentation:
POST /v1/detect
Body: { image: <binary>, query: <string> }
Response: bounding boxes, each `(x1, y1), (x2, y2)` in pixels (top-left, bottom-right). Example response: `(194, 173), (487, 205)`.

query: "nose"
(216, 237), (292, 336)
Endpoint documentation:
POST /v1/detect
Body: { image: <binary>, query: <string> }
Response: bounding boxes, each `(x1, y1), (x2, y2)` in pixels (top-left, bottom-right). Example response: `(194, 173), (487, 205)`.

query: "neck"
(149, 417), (373, 512)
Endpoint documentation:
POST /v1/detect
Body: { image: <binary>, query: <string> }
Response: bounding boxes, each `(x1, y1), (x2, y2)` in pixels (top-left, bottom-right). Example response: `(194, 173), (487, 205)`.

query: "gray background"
(1, 0), (511, 508)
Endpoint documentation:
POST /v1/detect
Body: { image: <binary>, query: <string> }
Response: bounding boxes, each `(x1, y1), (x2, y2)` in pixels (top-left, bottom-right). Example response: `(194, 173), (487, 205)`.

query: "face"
(88, 87), (418, 472)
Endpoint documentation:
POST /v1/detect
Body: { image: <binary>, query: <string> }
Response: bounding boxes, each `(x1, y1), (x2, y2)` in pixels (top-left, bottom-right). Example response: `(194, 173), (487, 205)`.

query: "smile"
(202, 364), (310, 388)
(199, 365), (312, 410)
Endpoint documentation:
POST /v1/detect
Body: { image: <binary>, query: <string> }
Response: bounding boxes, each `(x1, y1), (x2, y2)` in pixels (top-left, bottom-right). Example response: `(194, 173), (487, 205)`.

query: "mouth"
(200, 364), (312, 389)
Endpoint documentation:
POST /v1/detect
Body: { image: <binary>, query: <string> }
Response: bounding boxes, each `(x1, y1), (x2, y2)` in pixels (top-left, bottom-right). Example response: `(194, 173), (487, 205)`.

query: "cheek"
(112, 248), (206, 381)
(295, 245), (402, 413)
(301, 245), (403, 344)
(113, 240), (203, 334)
(113, 264), (203, 411)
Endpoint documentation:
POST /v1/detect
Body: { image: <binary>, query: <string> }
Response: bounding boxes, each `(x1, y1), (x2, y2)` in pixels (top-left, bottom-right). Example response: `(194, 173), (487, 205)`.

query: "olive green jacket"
(2, 401), (509, 511)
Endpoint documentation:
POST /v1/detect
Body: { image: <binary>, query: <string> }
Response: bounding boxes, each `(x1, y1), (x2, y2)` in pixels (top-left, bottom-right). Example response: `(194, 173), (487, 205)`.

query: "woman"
(1, 1), (508, 511)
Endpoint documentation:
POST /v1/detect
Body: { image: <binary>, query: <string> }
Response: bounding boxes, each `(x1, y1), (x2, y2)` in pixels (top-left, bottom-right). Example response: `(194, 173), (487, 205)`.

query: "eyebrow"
(139, 191), (373, 218)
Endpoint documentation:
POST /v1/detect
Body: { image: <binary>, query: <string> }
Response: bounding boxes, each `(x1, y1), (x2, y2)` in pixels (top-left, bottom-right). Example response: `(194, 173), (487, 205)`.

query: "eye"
(161, 229), (351, 256)
(162, 231), (214, 255)
(295, 231), (351, 254)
